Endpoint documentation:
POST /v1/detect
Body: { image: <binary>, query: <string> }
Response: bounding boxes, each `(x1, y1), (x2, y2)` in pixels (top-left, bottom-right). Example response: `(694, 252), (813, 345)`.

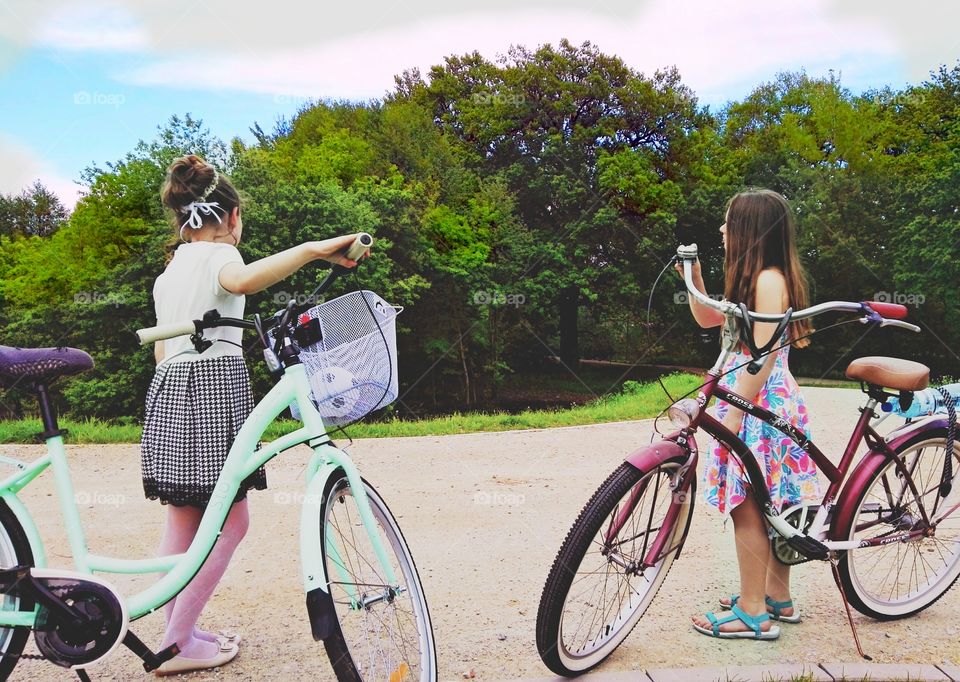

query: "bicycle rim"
(843, 436), (960, 617)
(321, 476), (436, 681)
(550, 461), (692, 672)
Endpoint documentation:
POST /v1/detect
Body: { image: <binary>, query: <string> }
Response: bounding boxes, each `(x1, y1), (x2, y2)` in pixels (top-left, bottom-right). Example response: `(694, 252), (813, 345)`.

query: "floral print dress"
(703, 334), (820, 515)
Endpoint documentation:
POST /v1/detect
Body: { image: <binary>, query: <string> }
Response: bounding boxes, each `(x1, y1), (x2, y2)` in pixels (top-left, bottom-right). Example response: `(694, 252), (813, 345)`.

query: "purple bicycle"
(535, 244), (960, 675)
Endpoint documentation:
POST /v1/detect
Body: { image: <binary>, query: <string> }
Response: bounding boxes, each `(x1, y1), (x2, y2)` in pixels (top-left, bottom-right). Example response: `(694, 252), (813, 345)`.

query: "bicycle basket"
(271, 290), (400, 426)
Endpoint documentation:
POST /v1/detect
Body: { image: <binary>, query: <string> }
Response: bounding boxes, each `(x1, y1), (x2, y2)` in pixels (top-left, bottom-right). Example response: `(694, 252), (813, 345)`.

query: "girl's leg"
(765, 546), (796, 618)
(161, 499), (251, 658)
(692, 496), (773, 633)
(157, 504), (230, 645)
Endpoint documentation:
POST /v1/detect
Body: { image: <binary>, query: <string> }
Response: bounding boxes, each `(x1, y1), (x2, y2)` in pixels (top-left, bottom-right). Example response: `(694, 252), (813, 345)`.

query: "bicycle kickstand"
(829, 554), (872, 661)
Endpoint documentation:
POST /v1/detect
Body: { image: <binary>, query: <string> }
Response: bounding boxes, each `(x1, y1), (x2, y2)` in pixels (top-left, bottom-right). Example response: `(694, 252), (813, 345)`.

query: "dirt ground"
(2, 387), (958, 681)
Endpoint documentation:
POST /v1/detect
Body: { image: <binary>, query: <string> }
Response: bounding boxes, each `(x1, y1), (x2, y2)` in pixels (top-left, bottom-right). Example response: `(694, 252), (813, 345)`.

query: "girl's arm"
(154, 341), (164, 365)
(721, 269), (789, 432)
(218, 234), (368, 296)
(674, 256), (724, 328)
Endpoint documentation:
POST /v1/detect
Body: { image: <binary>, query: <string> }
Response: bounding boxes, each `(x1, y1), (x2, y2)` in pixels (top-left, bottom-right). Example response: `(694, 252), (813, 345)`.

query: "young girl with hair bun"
(141, 154), (369, 674)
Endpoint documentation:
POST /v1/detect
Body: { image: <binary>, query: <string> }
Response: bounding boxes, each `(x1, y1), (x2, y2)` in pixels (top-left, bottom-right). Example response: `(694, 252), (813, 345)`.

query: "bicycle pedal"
(785, 534), (829, 560)
(123, 630), (179, 672)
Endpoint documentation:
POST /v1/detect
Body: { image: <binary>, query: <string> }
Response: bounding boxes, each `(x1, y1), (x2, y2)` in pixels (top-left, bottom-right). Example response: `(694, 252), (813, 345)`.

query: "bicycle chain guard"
(28, 569), (128, 669)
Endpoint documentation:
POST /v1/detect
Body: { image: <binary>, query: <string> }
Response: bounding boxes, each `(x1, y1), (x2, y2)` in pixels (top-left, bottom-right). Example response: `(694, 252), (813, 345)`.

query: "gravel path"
(2, 387), (958, 681)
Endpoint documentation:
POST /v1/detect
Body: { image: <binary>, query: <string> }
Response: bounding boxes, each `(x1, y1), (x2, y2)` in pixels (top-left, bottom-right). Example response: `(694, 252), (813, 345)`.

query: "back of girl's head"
(161, 155), (241, 262)
(161, 155), (240, 232)
(723, 188), (813, 347)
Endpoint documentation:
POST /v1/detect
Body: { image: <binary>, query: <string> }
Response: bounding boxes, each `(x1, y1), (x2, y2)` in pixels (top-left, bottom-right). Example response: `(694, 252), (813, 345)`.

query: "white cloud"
(29, 3), (148, 52)
(826, 0), (960, 83)
(9, 0), (954, 101)
(113, 0), (901, 104)
(0, 135), (85, 209)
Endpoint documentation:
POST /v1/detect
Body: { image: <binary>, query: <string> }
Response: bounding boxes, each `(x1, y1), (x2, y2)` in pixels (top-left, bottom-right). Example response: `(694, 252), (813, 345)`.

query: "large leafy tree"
(398, 40), (711, 368)
(0, 180), (69, 238)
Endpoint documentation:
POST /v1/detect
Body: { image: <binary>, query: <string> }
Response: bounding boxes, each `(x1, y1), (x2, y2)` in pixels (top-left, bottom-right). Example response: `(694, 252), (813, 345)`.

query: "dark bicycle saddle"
(0, 345), (94, 387)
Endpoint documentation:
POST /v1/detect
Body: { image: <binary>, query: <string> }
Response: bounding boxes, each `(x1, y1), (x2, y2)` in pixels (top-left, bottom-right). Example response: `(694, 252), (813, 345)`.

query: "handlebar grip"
(345, 233), (374, 261)
(135, 321), (198, 346)
(677, 243), (699, 260)
(866, 301), (908, 319)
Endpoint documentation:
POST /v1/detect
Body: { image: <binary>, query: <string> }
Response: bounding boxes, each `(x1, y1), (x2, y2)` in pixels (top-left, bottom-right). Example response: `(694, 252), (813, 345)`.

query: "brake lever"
(271, 300), (298, 356)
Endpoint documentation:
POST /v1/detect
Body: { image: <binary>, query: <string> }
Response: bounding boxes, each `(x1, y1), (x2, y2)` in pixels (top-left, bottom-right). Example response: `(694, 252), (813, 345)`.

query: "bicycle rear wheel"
(536, 459), (694, 676)
(319, 474), (436, 682)
(0, 499), (34, 681)
(835, 429), (960, 619)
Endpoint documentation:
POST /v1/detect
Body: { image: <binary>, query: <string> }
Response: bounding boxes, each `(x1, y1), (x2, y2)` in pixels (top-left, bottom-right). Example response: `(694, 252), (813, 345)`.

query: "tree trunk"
(559, 286), (579, 368)
(457, 323), (472, 406)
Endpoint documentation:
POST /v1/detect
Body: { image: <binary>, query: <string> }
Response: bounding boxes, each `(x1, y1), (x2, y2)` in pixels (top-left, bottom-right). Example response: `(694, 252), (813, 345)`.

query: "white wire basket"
(273, 290), (400, 426)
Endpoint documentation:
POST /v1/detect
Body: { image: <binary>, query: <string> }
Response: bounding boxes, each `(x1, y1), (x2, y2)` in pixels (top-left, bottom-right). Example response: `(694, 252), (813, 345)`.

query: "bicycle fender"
(0, 494), (47, 568)
(829, 416), (951, 541)
(624, 432), (697, 472)
(300, 459), (341, 595)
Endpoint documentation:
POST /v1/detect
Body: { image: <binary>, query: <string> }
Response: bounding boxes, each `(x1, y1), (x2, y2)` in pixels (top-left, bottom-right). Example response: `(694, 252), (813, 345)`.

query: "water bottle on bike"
(882, 383), (960, 418)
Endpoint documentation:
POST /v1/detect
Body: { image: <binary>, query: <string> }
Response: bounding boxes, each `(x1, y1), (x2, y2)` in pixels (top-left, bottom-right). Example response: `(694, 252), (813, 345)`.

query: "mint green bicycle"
(0, 234), (436, 681)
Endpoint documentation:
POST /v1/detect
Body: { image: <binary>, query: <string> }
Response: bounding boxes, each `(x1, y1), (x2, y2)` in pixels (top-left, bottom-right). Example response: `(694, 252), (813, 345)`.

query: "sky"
(1, 0), (958, 208)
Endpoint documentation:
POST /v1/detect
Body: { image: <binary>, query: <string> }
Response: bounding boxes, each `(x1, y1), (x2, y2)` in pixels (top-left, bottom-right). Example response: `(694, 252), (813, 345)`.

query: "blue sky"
(1, 0), (957, 207)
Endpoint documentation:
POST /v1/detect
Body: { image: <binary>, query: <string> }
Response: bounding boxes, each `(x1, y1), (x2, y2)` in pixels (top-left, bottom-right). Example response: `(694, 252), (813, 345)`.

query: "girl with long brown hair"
(677, 188), (819, 639)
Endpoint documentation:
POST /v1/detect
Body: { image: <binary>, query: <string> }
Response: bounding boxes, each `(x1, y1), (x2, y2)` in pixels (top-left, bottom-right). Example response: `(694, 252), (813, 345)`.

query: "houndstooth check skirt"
(140, 355), (267, 507)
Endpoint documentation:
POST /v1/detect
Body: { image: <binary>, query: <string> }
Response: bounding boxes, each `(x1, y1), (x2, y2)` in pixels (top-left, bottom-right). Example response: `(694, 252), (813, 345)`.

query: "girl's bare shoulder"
(757, 267), (787, 288)
(756, 268), (789, 309)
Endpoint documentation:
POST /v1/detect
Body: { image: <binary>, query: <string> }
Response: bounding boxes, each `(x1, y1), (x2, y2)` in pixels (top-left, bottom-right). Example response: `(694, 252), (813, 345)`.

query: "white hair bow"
(177, 167), (224, 238)
(180, 201), (223, 230)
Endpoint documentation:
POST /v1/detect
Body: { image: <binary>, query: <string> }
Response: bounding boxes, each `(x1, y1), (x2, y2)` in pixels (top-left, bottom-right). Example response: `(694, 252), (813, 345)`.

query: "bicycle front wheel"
(319, 474), (436, 682)
(836, 429), (960, 619)
(536, 460), (694, 676)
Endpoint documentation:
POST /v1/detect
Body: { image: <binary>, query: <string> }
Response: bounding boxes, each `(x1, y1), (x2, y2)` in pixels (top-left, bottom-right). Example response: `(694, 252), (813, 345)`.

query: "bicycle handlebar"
(677, 243), (920, 333)
(135, 232), (374, 346)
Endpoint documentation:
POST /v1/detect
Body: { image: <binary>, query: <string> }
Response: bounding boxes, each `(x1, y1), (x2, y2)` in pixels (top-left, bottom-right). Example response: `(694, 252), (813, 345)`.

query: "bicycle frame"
(687, 340), (932, 553)
(0, 361), (399, 628)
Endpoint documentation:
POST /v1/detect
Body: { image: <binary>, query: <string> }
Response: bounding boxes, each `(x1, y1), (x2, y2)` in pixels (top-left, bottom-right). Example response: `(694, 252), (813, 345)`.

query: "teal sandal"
(693, 604), (780, 640)
(721, 594), (801, 623)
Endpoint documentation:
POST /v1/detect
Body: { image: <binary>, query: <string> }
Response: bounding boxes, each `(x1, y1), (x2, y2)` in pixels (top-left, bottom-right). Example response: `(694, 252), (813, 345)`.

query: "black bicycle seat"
(0, 345), (94, 387)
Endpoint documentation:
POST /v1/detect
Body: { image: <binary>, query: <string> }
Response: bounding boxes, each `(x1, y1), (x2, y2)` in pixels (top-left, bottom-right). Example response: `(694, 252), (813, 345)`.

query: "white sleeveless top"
(153, 242), (246, 364)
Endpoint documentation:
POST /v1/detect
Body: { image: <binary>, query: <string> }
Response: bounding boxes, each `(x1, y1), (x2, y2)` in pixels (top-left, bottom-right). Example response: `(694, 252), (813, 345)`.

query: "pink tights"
(158, 498), (249, 659)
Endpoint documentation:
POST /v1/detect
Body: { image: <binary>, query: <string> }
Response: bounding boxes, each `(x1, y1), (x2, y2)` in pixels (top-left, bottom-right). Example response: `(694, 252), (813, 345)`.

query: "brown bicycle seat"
(845, 356), (929, 391)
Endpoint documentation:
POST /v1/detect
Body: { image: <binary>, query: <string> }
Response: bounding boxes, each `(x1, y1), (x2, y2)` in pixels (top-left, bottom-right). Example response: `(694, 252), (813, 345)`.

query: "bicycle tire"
(0, 499), (35, 681)
(834, 428), (960, 619)
(536, 459), (694, 676)
(318, 473), (436, 682)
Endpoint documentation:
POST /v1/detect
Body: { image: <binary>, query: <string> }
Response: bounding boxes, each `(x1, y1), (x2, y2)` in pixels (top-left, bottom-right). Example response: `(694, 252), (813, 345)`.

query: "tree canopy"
(1, 46), (957, 421)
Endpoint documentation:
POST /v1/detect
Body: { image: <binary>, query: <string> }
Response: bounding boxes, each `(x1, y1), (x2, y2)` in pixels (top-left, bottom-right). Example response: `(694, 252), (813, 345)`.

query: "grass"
(0, 373), (706, 444)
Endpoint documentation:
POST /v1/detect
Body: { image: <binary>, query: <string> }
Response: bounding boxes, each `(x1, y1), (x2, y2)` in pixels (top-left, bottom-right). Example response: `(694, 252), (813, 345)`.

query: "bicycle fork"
(299, 442), (400, 641)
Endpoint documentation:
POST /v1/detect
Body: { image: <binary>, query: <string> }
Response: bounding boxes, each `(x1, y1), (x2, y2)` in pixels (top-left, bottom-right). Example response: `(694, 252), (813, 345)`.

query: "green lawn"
(0, 373), (705, 444)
